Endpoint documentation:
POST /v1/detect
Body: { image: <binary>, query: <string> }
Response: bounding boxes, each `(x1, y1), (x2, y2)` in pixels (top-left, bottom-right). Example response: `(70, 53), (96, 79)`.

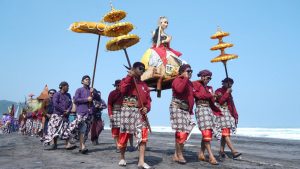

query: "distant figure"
(215, 77), (241, 160)
(25, 111), (33, 136)
(72, 75), (101, 154)
(44, 81), (74, 150)
(118, 62), (152, 168)
(31, 110), (38, 136)
(18, 109), (27, 135)
(40, 89), (56, 141)
(1, 113), (12, 134)
(170, 64), (195, 164)
(36, 108), (43, 137)
(90, 97), (106, 145)
(193, 70), (222, 165)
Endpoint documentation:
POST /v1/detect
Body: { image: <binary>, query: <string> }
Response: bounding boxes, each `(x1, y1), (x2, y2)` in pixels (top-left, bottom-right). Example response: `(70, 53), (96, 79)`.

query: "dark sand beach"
(0, 130), (299, 169)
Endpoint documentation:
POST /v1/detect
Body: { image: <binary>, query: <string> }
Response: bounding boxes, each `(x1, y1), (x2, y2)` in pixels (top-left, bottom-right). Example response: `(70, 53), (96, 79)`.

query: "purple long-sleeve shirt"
(74, 86), (101, 116)
(52, 91), (72, 116)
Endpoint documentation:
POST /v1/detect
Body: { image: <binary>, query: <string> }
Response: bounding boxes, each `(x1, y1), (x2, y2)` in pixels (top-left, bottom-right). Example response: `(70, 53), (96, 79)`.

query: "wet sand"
(0, 130), (300, 169)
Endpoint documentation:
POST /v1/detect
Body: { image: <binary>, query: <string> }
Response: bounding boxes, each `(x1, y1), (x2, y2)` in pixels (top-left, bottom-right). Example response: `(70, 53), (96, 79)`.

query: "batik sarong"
(215, 103), (236, 135)
(169, 97), (195, 133)
(1, 123), (11, 134)
(43, 114), (70, 144)
(67, 114), (92, 141)
(32, 119), (38, 133)
(19, 120), (26, 133)
(120, 96), (147, 146)
(25, 119), (33, 135)
(91, 111), (104, 141)
(111, 104), (121, 128)
(195, 100), (221, 140)
(36, 120), (43, 133)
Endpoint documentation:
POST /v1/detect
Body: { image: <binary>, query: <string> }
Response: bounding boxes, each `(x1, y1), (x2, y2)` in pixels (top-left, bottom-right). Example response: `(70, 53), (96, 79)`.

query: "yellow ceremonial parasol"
(69, 2), (127, 87)
(211, 54), (238, 63)
(69, 22), (106, 35)
(210, 27), (238, 79)
(103, 2), (126, 23)
(104, 22), (134, 37)
(106, 34), (139, 51)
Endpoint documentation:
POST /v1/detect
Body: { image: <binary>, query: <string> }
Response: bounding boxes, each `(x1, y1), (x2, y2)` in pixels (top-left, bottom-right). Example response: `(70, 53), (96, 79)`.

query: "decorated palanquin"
(140, 48), (186, 97)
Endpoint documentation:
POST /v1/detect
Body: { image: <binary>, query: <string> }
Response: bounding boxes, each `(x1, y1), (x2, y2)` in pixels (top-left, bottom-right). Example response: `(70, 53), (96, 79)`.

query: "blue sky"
(1, 0), (300, 128)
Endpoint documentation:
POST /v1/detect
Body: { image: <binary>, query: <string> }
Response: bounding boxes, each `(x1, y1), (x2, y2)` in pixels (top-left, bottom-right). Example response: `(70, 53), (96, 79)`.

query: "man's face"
(224, 82), (233, 88)
(82, 78), (90, 86)
(184, 68), (193, 79)
(201, 75), (212, 85)
(115, 84), (120, 90)
(63, 85), (69, 92)
(134, 66), (145, 77)
(48, 91), (55, 98)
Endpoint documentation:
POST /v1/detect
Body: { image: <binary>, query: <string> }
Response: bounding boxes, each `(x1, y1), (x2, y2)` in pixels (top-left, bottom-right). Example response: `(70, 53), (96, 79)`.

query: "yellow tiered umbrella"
(69, 22), (106, 35)
(210, 43), (233, 51)
(210, 27), (238, 79)
(103, 9), (126, 23)
(106, 34), (139, 51)
(104, 22), (134, 37)
(211, 54), (238, 63)
(102, 3), (126, 23)
(211, 31), (229, 39)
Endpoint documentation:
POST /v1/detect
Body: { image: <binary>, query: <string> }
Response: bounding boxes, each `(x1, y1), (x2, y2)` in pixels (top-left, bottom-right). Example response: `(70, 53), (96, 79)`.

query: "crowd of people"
(1, 16), (241, 169)
(14, 75), (136, 154)
(0, 113), (18, 134)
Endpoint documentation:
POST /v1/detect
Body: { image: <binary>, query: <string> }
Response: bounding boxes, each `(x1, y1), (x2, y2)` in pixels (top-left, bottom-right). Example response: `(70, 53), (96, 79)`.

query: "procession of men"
(0, 60), (241, 169)
(0, 60), (240, 169)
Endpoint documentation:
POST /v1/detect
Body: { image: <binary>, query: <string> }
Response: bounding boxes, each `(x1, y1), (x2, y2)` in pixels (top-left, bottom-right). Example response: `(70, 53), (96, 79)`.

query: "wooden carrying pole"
(91, 35), (101, 88)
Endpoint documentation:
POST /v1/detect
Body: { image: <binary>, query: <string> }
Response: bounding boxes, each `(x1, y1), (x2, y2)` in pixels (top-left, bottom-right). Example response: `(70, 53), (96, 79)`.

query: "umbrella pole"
(123, 48), (132, 67)
(91, 35), (101, 88)
(222, 61), (229, 79)
(123, 48), (152, 133)
(222, 60), (237, 127)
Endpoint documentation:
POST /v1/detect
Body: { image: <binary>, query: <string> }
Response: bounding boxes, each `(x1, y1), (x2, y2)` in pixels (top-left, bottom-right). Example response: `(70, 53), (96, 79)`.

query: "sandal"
(79, 148), (88, 154)
(137, 162), (153, 169)
(219, 151), (226, 158)
(118, 159), (127, 166)
(232, 152), (242, 159)
(65, 145), (76, 150)
(176, 158), (186, 164)
(44, 144), (57, 150)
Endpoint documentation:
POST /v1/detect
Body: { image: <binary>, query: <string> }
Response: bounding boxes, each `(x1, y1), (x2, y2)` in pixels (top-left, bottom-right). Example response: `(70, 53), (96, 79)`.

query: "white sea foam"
(148, 126), (300, 140)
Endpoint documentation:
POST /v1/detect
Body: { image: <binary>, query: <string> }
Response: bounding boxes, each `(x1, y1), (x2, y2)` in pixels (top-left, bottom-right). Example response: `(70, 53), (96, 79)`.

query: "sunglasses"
(49, 92), (55, 94)
(138, 67), (145, 72)
(186, 70), (193, 74)
(206, 77), (212, 80)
